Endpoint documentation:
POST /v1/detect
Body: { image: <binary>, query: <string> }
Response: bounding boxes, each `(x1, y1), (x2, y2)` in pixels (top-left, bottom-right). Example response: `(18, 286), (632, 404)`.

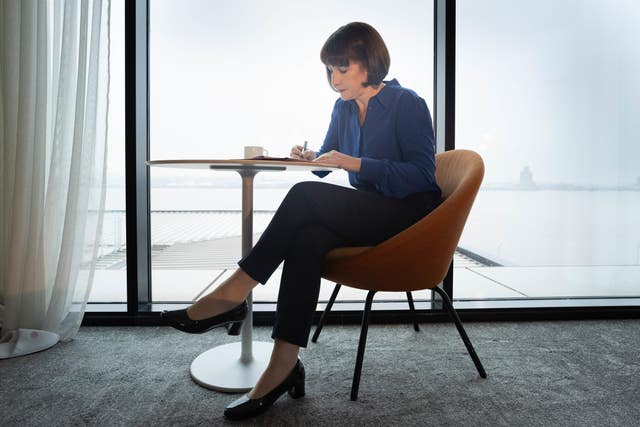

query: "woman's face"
(327, 61), (368, 101)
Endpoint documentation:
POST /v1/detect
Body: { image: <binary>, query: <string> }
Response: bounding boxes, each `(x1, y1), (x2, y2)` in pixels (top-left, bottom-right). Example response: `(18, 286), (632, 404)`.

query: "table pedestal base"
(190, 341), (273, 392)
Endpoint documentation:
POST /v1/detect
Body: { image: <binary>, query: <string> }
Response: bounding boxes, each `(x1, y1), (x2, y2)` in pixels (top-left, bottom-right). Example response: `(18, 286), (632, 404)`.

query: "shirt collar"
(371, 78), (399, 109)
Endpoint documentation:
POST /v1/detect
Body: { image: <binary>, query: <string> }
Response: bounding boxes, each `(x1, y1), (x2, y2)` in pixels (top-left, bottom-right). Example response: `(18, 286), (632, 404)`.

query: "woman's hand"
(314, 150), (361, 172)
(290, 145), (316, 161)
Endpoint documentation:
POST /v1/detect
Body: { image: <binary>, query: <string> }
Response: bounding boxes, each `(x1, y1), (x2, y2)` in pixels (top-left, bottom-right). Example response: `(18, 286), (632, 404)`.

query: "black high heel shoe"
(224, 359), (305, 420)
(160, 301), (247, 335)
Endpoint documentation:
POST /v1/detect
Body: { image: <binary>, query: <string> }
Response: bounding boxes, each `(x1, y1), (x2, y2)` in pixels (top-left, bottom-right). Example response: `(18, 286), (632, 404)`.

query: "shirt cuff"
(358, 157), (384, 184)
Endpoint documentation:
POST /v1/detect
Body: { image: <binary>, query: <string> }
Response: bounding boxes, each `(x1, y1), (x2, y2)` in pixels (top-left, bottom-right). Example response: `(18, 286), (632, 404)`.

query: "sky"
(146, 0), (433, 158)
(107, 0), (639, 187)
(456, 0), (640, 187)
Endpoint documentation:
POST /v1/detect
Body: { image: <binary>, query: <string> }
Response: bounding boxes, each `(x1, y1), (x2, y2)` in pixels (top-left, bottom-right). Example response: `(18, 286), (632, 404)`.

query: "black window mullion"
(434, 0), (456, 301)
(125, 0), (151, 315)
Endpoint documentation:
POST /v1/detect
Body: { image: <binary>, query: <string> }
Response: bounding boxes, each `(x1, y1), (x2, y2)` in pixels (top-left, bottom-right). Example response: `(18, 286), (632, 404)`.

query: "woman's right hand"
(290, 145), (316, 161)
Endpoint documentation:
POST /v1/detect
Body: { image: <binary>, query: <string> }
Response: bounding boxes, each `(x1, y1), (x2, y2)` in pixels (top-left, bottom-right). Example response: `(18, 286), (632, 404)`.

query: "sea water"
(104, 186), (640, 267)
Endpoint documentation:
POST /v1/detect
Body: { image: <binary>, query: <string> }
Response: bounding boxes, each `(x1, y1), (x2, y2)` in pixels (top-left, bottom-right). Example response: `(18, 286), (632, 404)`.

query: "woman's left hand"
(314, 150), (361, 172)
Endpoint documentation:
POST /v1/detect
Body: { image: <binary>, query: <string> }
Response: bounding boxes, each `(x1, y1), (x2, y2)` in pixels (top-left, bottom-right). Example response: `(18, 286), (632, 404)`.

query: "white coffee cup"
(244, 146), (268, 159)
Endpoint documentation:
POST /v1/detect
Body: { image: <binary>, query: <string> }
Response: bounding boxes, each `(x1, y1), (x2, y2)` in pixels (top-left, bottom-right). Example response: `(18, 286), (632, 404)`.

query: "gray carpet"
(1, 320), (639, 426)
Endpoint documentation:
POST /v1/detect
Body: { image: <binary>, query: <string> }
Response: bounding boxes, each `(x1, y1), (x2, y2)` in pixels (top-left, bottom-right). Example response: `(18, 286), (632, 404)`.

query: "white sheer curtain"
(0, 0), (110, 358)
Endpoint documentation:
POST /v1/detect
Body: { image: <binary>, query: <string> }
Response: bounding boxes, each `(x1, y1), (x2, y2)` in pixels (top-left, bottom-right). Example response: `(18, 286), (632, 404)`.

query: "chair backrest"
(322, 149), (484, 292)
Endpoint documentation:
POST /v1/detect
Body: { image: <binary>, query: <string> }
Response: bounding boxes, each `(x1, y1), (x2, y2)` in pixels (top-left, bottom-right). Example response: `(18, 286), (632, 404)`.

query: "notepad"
(250, 156), (312, 162)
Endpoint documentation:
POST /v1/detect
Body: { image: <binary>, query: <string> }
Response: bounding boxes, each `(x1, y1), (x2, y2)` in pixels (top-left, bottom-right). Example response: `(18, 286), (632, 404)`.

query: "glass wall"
(88, 0), (127, 306)
(148, 1), (434, 305)
(455, 0), (640, 304)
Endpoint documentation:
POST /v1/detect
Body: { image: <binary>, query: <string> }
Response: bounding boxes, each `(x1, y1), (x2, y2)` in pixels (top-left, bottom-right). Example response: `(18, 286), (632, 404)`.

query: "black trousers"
(238, 181), (441, 347)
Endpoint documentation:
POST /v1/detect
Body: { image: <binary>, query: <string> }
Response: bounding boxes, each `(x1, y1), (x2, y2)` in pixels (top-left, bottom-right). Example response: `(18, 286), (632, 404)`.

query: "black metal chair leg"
(432, 286), (487, 378)
(351, 290), (376, 401)
(406, 291), (420, 332)
(311, 283), (342, 343)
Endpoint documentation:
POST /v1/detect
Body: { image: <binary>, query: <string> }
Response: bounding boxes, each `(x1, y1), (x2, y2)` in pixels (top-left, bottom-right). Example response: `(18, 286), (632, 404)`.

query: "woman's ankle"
(209, 269), (257, 302)
(271, 339), (300, 365)
(246, 340), (300, 399)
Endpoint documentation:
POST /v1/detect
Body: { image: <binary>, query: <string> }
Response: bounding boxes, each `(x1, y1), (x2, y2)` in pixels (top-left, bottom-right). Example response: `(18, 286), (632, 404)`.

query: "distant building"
(519, 166), (537, 190)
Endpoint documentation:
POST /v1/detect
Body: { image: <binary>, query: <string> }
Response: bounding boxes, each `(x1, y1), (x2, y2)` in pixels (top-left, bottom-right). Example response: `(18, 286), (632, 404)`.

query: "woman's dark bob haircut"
(320, 22), (390, 89)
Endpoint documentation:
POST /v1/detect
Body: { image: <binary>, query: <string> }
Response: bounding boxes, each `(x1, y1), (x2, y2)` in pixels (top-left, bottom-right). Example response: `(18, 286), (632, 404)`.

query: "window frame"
(82, 0), (640, 326)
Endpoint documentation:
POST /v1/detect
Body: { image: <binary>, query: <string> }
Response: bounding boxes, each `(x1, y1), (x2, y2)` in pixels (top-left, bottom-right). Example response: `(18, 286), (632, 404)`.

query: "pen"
(302, 141), (308, 152)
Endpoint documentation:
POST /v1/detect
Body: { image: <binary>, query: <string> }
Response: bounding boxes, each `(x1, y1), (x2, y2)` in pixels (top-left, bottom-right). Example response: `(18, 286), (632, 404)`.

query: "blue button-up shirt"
(315, 79), (440, 199)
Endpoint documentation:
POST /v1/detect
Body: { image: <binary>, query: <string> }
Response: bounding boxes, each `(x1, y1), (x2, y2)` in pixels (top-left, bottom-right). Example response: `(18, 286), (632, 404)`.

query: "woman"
(162, 22), (441, 420)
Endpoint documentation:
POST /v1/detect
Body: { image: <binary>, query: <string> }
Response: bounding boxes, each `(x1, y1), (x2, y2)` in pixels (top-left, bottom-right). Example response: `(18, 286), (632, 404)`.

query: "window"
(148, 0), (434, 305)
(455, 0), (640, 305)
(89, 0), (127, 307)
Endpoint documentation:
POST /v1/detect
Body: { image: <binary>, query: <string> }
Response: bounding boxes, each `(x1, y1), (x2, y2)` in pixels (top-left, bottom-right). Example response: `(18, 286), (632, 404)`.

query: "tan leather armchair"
(314, 149), (487, 400)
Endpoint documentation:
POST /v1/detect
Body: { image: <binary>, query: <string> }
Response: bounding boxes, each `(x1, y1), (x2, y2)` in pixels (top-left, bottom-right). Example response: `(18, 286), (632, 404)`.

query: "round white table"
(148, 158), (337, 392)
